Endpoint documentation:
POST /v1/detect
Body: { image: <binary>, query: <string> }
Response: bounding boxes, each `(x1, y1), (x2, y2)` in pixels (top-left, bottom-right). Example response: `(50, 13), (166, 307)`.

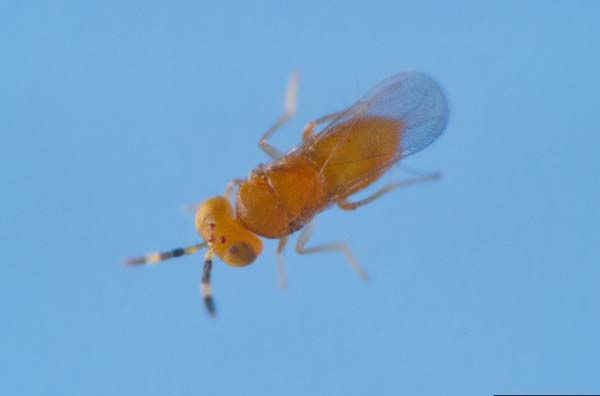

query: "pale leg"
(275, 236), (289, 290)
(301, 111), (345, 142)
(295, 223), (368, 280)
(224, 178), (245, 200)
(337, 173), (441, 211)
(302, 100), (370, 142)
(180, 179), (245, 215)
(258, 73), (299, 159)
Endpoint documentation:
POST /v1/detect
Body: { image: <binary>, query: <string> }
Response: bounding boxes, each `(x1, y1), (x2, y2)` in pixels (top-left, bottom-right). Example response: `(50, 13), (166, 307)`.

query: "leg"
(302, 101), (369, 141)
(224, 178), (245, 200)
(275, 236), (289, 290)
(295, 223), (368, 280)
(124, 241), (208, 266)
(181, 178), (245, 216)
(337, 173), (441, 211)
(301, 111), (345, 142)
(258, 73), (299, 159)
(201, 249), (216, 316)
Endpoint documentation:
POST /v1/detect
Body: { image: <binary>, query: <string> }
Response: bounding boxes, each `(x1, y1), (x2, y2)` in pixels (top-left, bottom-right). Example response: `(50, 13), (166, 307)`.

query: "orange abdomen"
(236, 115), (402, 239)
(305, 115), (402, 198)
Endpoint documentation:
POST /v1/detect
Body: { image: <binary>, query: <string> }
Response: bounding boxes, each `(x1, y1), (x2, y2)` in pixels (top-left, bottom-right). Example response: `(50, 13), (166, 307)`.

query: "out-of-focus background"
(2, 1), (599, 395)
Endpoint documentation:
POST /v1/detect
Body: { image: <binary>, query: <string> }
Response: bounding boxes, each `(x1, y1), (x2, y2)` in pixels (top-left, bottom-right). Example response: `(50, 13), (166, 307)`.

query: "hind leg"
(338, 173), (441, 210)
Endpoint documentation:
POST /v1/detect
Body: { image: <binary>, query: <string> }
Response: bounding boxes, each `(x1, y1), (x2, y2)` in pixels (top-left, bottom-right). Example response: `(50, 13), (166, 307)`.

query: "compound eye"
(224, 242), (258, 267)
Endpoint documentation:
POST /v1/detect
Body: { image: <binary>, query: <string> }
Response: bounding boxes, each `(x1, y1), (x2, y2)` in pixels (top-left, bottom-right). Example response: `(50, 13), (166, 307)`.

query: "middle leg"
(275, 236), (289, 290)
(301, 111), (346, 142)
(258, 73), (299, 159)
(295, 223), (368, 280)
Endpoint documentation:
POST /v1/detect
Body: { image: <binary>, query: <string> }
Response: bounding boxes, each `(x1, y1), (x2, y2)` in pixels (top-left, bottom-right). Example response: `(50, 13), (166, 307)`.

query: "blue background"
(2, 1), (599, 395)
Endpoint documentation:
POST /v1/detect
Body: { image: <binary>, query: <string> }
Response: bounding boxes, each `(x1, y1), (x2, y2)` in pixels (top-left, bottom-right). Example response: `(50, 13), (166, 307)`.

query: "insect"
(125, 72), (449, 316)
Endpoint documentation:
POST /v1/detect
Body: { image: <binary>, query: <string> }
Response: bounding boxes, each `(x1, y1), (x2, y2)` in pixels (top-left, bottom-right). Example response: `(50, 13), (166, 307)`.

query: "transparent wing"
(320, 72), (449, 159)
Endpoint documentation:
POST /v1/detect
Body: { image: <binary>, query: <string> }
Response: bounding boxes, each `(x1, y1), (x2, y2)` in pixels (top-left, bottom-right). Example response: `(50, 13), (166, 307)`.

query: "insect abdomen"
(305, 115), (402, 198)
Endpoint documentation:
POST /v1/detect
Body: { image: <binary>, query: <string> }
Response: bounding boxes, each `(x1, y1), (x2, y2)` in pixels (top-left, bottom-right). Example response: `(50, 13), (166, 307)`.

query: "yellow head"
(195, 196), (263, 267)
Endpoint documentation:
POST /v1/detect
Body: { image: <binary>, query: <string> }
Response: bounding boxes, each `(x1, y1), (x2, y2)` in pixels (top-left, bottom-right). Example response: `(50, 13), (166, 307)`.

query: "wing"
(318, 71), (449, 159)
